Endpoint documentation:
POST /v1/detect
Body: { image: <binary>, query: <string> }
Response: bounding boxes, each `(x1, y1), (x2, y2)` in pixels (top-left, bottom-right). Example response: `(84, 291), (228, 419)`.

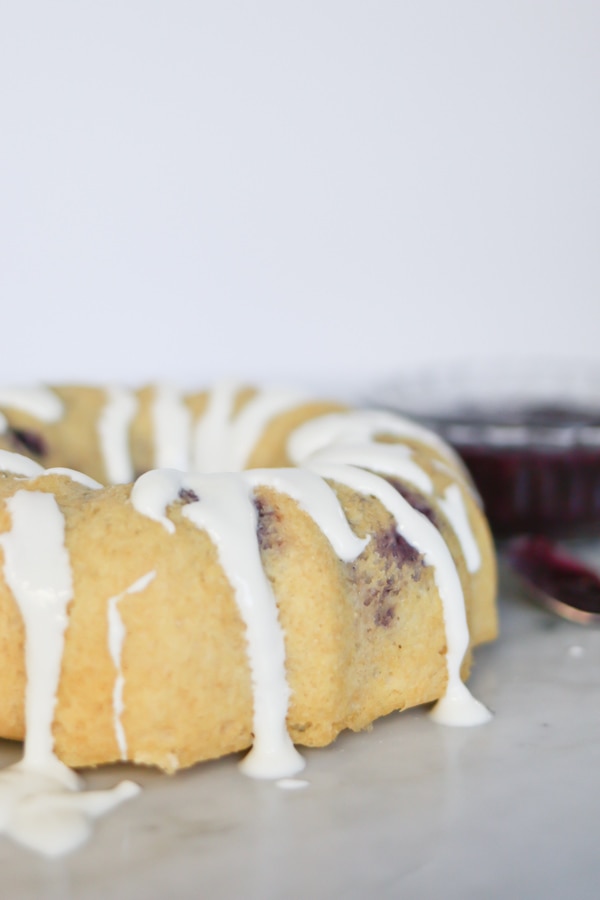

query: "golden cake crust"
(0, 384), (497, 773)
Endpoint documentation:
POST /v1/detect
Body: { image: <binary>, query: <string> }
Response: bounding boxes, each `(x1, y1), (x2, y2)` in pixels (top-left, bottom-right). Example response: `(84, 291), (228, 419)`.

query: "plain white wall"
(0, 2), (598, 395)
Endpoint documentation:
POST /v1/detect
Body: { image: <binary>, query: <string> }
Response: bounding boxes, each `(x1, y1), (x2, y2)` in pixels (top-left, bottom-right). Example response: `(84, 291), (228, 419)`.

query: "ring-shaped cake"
(0, 382), (497, 855)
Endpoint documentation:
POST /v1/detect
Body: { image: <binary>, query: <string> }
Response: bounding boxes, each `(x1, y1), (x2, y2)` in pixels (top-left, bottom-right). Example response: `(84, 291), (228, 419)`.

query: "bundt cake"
(0, 382), (497, 855)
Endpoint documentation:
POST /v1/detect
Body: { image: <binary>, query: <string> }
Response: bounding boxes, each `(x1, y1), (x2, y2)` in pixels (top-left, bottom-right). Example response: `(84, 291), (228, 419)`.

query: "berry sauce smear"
(507, 535), (600, 621)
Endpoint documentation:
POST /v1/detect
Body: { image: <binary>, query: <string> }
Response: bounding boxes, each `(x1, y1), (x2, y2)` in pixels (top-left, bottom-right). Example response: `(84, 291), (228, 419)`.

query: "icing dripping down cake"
(0, 382), (497, 855)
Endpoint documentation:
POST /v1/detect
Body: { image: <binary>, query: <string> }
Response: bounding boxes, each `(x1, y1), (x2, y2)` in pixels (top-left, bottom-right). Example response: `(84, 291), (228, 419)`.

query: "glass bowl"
(370, 361), (600, 539)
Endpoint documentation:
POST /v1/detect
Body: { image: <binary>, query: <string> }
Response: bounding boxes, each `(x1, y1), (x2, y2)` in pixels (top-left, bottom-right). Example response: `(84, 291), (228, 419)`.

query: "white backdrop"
(1, 2), (598, 395)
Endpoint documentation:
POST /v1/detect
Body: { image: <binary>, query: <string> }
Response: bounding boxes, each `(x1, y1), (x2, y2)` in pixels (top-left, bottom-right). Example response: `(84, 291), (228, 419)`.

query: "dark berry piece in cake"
(254, 496), (284, 552)
(178, 488), (200, 505)
(374, 605), (395, 628)
(10, 428), (48, 458)
(387, 478), (439, 529)
(349, 525), (425, 628)
(374, 526), (421, 571)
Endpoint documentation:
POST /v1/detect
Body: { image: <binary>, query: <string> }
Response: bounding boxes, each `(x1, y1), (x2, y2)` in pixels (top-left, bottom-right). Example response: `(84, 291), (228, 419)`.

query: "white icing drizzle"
(0, 389), (490, 857)
(130, 468), (181, 534)
(1, 492), (73, 767)
(304, 462), (491, 726)
(43, 468), (103, 490)
(183, 475), (304, 779)
(193, 382), (308, 473)
(130, 399), (489, 773)
(130, 466), (370, 777)
(192, 380), (239, 473)
(226, 388), (308, 471)
(293, 431), (481, 580)
(0, 490), (138, 856)
(135, 469), (305, 778)
(432, 457), (482, 505)
(0, 387), (63, 423)
(438, 484), (482, 575)
(304, 441), (433, 494)
(152, 385), (191, 471)
(97, 387), (138, 484)
(244, 468), (369, 561)
(107, 571), (156, 759)
(288, 410), (464, 471)
(0, 451), (102, 491)
(0, 450), (45, 478)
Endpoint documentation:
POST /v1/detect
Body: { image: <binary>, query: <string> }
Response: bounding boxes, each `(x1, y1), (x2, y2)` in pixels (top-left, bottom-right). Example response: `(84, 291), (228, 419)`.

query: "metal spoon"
(505, 536), (600, 626)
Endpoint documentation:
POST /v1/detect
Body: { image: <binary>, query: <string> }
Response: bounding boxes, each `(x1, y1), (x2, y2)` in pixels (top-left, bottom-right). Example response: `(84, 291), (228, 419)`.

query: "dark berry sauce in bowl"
(372, 363), (600, 539)
(425, 404), (600, 538)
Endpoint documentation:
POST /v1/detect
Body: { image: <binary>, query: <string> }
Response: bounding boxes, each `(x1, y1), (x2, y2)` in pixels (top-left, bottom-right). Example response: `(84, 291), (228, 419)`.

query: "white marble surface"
(1, 566), (599, 900)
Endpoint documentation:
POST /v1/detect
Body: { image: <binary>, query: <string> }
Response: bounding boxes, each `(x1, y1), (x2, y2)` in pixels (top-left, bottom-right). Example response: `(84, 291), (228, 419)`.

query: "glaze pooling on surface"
(0, 486), (139, 856)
